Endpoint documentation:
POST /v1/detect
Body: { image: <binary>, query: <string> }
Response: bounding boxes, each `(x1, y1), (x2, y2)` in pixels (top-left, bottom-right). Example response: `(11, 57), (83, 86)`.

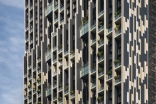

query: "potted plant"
(66, 85), (69, 90)
(114, 60), (120, 65)
(59, 84), (62, 88)
(70, 90), (74, 95)
(58, 58), (62, 61)
(37, 78), (41, 82)
(58, 97), (62, 101)
(98, 38), (103, 43)
(97, 51), (103, 57)
(98, 68), (103, 72)
(28, 84), (31, 88)
(99, 21), (103, 27)
(70, 50), (74, 55)
(47, 44), (51, 50)
(108, 70), (112, 75)
(58, 45), (62, 49)
(37, 89), (41, 93)
(81, 17), (87, 25)
(114, 75), (121, 80)
(115, 25), (120, 31)
(97, 96), (103, 101)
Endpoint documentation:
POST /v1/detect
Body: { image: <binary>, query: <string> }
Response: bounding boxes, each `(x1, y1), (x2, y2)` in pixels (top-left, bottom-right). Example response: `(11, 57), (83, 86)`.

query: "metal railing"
(80, 63), (88, 77)
(80, 21), (88, 37)
(45, 2), (53, 16)
(91, 24), (96, 30)
(98, 10), (104, 17)
(98, 25), (104, 32)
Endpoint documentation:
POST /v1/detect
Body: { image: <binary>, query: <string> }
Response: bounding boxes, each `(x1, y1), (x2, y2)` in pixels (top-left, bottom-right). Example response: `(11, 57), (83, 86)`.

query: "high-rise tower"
(23, 0), (156, 104)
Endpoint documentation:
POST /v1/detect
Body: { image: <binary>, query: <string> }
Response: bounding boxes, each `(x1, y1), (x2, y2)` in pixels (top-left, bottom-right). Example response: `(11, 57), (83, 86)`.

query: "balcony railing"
(64, 51), (68, 56)
(99, 86), (104, 92)
(91, 24), (96, 30)
(98, 56), (104, 62)
(58, 48), (62, 53)
(25, 4), (29, 9)
(98, 10), (104, 17)
(60, 6), (64, 11)
(80, 21), (88, 37)
(115, 62), (121, 68)
(98, 71), (104, 77)
(30, 17), (33, 21)
(53, 84), (57, 88)
(30, 5), (33, 10)
(45, 2), (53, 16)
(91, 68), (96, 73)
(115, 13), (121, 20)
(46, 86), (51, 97)
(80, 63), (88, 77)
(54, 71), (57, 76)
(98, 40), (104, 47)
(54, 4), (58, 10)
(30, 28), (33, 33)
(108, 27), (112, 33)
(98, 25), (104, 32)
(24, 74), (27, 78)
(38, 69), (41, 74)
(38, 93), (41, 97)
(107, 74), (112, 80)
(116, 29), (121, 35)
(45, 50), (51, 62)
(92, 83), (96, 88)
(64, 90), (69, 95)
(92, 39), (96, 44)
(54, 18), (58, 23)
(53, 46), (57, 51)
(60, 19), (64, 24)
(53, 96), (57, 100)
(115, 78), (121, 84)
(98, 101), (104, 104)
(24, 95), (27, 99)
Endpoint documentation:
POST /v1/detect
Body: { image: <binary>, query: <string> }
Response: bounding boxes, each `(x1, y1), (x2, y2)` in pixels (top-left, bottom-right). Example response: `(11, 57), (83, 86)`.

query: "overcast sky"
(0, 0), (24, 103)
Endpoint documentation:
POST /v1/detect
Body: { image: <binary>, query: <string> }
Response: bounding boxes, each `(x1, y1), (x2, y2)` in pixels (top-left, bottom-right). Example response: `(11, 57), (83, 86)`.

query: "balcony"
(24, 73), (27, 78)
(114, 61), (121, 68)
(92, 83), (96, 88)
(37, 57), (41, 63)
(64, 90), (69, 95)
(45, 50), (51, 62)
(30, 39), (33, 44)
(38, 69), (41, 74)
(92, 39), (96, 45)
(115, 12), (121, 20)
(98, 86), (104, 92)
(53, 46), (57, 51)
(64, 51), (68, 56)
(98, 56), (104, 62)
(98, 71), (104, 77)
(91, 24), (96, 30)
(25, 27), (29, 31)
(46, 86), (51, 97)
(33, 90), (36, 94)
(115, 78), (121, 85)
(107, 27), (112, 34)
(54, 18), (58, 23)
(98, 40), (104, 47)
(107, 74), (112, 80)
(60, 6), (64, 11)
(98, 101), (104, 104)
(53, 59), (57, 64)
(53, 96), (57, 101)
(25, 38), (28, 42)
(80, 21), (88, 37)
(45, 2), (53, 17)
(28, 98), (32, 103)
(53, 71), (57, 76)
(53, 84), (57, 88)
(91, 68), (96, 74)
(38, 93), (41, 97)
(30, 5), (33, 10)
(30, 17), (33, 22)
(25, 4), (29, 9)
(98, 25), (104, 33)
(98, 10), (104, 17)
(116, 29), (121, 36)
(64, 63), (69, 69)
(60, 19), (64, 24)
(30, 28), (33, 33)
(54, 4), (58, 10)
(80, 63), (88, 78)
(24, 95), (27, 100)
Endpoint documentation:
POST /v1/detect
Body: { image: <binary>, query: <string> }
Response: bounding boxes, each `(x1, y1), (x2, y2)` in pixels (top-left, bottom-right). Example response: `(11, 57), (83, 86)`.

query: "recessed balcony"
(115, 75), (121, 85)
(80, 63), (88, 78)
(115, 11), (121, 21)
(98, 86), (104, 93)
(46, 86), (51, 97)
(60, 6), (64, 12)
(54, 4), (58, 10)
(30, 5), (33, 10)
(60, 19), (64, 24)
(80, 21), (88, 37)
(64, 50), (68, 56)
(91, 24), (96, 31)
(98, 10), (104, 18)
(45, 50), (51, 62)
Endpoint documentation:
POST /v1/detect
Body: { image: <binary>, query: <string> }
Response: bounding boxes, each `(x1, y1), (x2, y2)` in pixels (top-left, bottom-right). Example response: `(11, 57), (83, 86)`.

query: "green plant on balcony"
(59, 84), (62, 88)
(108, 70), (112, 75)
(98, 38), (103, 43)
(97, 96), (103, 101)
(99, 21), (103, 27)
(28, 84), (31, 88)
(28, 74), (31, 77)
(58, 45), (62, 49)
(114, 60), (120, 65)
(58, 97), (62, 101)
(70, 50), (74, 55)
(37, 89), (41, 93)
(37, 56), (41, 59)
(115, 25), (121, 31)
(98, 68), (103, 72)
(37, 78), (41, 82)
(47, 44), (51, 50)
(81, 17), (87, 25)
(97, 51), (103, 57)
(66, 85), (69, 90)
(114, 75), (121, 80)
(70, 90), (75, 95)
(58, 58), (62, 61)
(115, 11), (121, 16)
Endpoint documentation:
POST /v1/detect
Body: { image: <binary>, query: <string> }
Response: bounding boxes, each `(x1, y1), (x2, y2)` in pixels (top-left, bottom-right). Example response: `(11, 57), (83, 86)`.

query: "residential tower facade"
(23, 0), (156, 104)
